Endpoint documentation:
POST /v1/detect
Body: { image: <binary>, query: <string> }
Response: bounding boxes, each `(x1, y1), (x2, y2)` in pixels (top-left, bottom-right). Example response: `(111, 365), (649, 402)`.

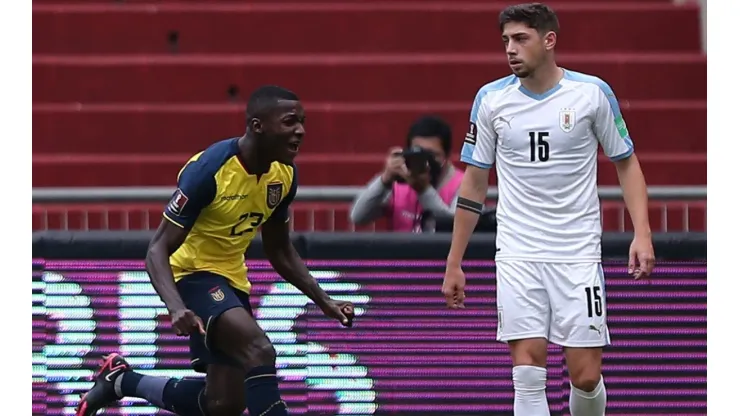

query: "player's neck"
(237, 135), (272, 175)
(520, 64), (563, 95)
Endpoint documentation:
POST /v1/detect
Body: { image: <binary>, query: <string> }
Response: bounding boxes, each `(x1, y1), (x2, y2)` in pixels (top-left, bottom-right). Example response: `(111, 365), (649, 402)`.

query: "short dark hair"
(246, 85), (299, 119)
(406, 115), (453, 156)
(499, 3), (560, 35)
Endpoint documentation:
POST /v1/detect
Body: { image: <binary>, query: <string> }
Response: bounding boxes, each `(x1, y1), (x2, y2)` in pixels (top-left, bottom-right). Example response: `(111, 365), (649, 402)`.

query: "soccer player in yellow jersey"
(76, 86), (355, 416)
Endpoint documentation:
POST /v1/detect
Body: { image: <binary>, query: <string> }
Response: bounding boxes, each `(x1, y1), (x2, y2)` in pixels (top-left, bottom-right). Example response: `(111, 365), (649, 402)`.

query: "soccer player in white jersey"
(442, 3), (655, 416)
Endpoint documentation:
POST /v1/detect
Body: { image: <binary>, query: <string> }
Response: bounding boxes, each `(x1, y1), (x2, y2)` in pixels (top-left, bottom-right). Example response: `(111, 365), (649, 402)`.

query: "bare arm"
(446, 166), (490, 267)
(266, 165), (354, 325)
(261, 218), (332, 306)
(442, 85), (496, 308)
(145, 220), (190, 312)
(614, 154), (651, 238)
(447, 86), (497, 266)
(592, 77), (649, 236)
(147, 159), (217, 314)
(592, 77), (654, 277)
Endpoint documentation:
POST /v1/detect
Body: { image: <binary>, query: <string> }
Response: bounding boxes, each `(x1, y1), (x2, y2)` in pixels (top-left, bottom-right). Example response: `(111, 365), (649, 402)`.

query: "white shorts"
(495, 261), (611, 348)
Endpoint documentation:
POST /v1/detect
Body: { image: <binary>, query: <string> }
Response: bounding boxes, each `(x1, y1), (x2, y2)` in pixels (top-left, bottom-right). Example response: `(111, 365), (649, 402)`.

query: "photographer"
(349, 116), (464, 232)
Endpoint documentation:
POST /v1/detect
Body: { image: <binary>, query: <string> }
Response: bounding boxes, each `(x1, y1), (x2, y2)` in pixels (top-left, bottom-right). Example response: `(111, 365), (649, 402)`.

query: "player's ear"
(544, 31), (557, 51)
(249, 117), (264, 134)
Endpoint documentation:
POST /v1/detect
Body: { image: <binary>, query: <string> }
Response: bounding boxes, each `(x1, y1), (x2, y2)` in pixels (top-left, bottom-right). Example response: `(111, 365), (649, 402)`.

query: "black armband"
(456, 197), (484, 215)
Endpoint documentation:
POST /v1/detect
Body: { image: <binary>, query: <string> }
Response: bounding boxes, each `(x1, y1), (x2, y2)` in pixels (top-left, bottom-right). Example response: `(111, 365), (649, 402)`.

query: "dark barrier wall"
(32, 233), (707, 416)
(33, 231), (707, 261)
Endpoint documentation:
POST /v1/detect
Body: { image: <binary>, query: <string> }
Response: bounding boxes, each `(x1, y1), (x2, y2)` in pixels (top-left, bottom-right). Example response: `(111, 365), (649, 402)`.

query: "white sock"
(569, 375), (607, 416)
(512, 365), (550, 416)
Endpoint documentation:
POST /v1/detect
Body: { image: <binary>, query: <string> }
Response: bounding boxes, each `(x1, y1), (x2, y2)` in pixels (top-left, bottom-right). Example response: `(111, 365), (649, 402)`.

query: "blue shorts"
(175, 271), (254, 373)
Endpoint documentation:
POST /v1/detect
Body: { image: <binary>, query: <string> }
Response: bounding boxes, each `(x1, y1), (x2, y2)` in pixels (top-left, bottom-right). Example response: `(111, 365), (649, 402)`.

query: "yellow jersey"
(162, 138), (297, 293)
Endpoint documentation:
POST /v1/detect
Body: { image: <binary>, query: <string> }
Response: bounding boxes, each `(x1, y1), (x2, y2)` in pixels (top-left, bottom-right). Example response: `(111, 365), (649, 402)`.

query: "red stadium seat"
(33, 4), (700, 55)
(32, 0), (706, 231)
(33, 54), (706, 103)
(32, 101), (707, 155)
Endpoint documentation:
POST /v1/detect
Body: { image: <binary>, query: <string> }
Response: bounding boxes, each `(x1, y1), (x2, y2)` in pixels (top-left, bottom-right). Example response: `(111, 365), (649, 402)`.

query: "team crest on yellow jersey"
(266, 182), (283, 209)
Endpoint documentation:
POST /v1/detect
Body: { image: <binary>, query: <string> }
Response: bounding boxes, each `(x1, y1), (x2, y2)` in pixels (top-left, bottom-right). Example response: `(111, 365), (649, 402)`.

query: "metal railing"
(32, 185), (707, 203)
(32, 186), (707, 232)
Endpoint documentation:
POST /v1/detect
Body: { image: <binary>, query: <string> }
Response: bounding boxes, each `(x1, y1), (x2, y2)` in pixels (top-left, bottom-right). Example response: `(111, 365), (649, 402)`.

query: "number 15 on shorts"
(584, 286), (602, 318)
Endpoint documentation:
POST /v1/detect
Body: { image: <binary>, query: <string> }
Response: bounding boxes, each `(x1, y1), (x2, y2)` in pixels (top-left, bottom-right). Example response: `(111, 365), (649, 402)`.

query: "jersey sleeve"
(163, 161), (217, 229)
(593, 80), (634, 161)
(460, 87), (497, 169)
(271, 165), (298, 222)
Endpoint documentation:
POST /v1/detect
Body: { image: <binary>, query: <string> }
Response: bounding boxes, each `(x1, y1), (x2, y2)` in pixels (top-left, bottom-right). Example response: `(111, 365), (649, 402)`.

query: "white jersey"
(461, 69), (634, 262)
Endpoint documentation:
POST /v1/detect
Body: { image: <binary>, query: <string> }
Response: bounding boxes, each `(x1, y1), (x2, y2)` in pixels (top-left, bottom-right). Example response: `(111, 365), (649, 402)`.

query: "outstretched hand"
(170, 308), (206, 336)
(320, 300), (355, 327)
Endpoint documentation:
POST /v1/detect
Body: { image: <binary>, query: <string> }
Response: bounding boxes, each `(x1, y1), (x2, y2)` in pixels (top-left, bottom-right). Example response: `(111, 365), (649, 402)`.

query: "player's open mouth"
(287, 142), (300, 153)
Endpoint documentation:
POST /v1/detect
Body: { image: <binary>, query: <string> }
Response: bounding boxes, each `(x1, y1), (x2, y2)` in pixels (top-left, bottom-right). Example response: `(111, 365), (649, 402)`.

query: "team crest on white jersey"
(559, 109), (576, 133)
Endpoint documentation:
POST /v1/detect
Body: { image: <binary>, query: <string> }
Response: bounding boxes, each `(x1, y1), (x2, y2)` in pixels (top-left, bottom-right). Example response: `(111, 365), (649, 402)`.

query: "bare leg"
(508, 338), (551, 416)
(209, 306), (287, 416)
(565, 347), (606, 416)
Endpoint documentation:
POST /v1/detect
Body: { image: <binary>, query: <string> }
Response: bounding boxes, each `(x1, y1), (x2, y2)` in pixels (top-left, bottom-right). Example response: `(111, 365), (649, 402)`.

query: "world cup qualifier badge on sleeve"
(465, 122), (477, 145)
(266, 183), (283, 209)
(168, 189), (189, 215)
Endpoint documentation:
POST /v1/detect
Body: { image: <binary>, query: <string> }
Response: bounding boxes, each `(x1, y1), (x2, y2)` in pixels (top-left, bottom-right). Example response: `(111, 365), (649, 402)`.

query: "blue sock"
(118, 372), (207, 416)
(162, 378), (208, 416)
(244, 366), (288, 416)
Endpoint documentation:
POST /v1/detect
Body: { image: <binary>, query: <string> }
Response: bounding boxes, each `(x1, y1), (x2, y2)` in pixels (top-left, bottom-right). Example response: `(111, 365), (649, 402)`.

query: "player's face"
(501, 22), (555, 78)
(410, 136), (447, 167)
(259, 100), (306, 165)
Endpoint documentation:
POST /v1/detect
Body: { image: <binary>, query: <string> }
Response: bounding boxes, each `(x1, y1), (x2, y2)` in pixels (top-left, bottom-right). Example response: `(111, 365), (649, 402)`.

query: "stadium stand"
(32, 0), (706, 232)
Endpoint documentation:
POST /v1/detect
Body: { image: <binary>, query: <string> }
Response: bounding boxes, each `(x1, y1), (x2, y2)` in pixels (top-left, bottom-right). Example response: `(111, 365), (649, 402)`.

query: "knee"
(571, 372), (602, 393)
(240, 337), (276, 368)
(205, 395), (246, 416)
(509, 339), (548, 367)
(512, 365), (547, 393)
(567, 352), (603, 392)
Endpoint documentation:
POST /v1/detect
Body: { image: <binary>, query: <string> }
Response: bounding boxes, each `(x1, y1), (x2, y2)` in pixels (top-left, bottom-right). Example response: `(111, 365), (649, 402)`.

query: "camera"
(393, 146), (442, 185)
